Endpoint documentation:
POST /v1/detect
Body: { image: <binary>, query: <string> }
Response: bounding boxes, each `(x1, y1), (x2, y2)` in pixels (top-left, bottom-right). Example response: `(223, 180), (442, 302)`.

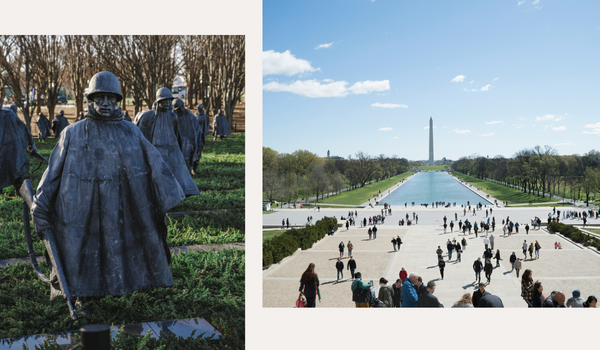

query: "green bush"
(547, 221), (599, 247)
(263, 217), (337, 267)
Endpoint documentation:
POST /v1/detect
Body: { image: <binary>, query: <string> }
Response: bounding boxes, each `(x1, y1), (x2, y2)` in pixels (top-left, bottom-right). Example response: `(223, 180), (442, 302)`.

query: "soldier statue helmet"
(86, 71), (123, 117)
(155, 87), (174, 110)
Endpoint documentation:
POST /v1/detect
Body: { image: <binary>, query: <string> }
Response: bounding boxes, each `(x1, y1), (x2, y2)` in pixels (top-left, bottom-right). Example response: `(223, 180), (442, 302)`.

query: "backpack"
(352, 285), (370, 303)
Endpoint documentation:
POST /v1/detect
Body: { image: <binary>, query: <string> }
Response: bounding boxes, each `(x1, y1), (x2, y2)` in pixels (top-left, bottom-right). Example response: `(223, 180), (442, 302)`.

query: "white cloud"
(315, 42), (334, 50)
(451, 75), (466, 83)
(469, 80), (474, 84)
(391, 136), (398, 139)
(533, 0), (540, 4)
(583, 128), (600, 135)
(480, 84), (492, 91)
(514, 124), (527, 129)
(481, 133), (495, 136)
(463, 88), (470, 92)
(471, 89), (478, 92)
(454, 129), (471, 134)
(379, 127), (393, 131)
(518, 1), (525, 5)
(492, 77), (500, 82)
(554, 143), (573, 146)
(536, 114), (564, 121)
(552, 126), (566, 131)
(485, 120), (504, 125)
(263, 50), (319, 76)
(323, 79), (334, 83)
(371, 102), (408, 109)
(263, 79), (390, 98)
(584, 122), (600, 129)
(349, 80), (390, 94)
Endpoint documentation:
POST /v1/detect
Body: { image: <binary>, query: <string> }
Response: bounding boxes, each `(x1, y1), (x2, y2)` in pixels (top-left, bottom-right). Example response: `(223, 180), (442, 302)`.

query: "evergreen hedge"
(547, 222), (600, 250)
(263, 217), (337, 267)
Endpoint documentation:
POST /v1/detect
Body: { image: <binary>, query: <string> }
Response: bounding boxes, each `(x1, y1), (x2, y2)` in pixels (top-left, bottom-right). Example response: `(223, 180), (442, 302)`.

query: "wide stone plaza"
(263, 203), (600, 308)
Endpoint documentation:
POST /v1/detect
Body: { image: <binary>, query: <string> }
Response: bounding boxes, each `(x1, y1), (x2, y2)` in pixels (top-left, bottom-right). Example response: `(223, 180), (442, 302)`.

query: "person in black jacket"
(417, 280), (443, 307)
(473, 258), (483, 283)
(416, 276), (426, 297)
(347, 256), (357, 280)
(336, 258), (344, 282)
(438, 257), (446, 280)
(299, 263), (320, 307)
(478, 293), (504, 307)
(338, 241), (345, 258)
(484, 259), (493, 284)
(472, 283), (486, 307)
(531, 281), (544, 307)
(509, 252), (517, 271)
(392, 279), (402, 307)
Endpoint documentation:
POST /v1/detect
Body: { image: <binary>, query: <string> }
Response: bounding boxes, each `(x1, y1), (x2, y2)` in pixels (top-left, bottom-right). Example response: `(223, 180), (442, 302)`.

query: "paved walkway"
(263, 219), (600, 307)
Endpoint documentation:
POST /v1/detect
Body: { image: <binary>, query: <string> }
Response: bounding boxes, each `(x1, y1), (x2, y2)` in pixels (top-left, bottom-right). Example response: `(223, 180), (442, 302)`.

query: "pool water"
(382, 172), (492, 206)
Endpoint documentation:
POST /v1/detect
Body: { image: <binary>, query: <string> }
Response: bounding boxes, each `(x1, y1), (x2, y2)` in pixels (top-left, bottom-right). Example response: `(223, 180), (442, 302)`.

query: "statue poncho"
(0, 109), (35, 190)
(134, 106), (200, 197)
(52, 114), (69, 138)
(214, 114), (230, 137)
(32, 105), (186, 298)
(37, 114), (52, 138)
(177, 108), (202, 170)
(195, 111), (210, 138)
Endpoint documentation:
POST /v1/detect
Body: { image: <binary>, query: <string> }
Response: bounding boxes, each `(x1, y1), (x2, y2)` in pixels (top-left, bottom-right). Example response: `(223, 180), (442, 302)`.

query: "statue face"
(91, 93), (118, 117)
(158, 99), (173, 110)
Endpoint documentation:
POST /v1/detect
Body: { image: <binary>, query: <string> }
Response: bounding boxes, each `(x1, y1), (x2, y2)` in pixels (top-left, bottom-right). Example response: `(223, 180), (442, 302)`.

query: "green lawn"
(417, 165), (448, 171)
(509, 203), (574, 208)
(585, 228), (600, 235)
(316, 171), (414, 205)
(451, 172), (560, 205)
(263, 230), (287, 241)
(263, 210), (277, 214)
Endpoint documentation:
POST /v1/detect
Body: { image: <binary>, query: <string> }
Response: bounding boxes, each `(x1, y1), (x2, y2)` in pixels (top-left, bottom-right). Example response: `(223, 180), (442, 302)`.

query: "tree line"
(0, 35), (244, 133)
(263, 148), (410, 204)
(452, 145), (600, 204)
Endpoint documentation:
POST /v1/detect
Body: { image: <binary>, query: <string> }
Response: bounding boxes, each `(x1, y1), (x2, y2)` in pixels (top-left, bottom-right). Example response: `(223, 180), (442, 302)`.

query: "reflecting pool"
(383, 172), (492, 206)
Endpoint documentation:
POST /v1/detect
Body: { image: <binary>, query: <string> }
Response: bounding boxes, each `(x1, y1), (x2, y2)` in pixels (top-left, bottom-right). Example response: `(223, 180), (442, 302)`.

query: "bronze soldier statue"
(173, 99), (201, 172)
(0, 107), (36, 192)
(52, 110), (69, 138)
(134, 88), (199, 196)
(31, 71), (189, 306)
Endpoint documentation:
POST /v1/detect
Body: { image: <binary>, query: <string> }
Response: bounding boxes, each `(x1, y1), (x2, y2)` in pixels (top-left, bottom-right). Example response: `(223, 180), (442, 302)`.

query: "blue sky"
(263, 0), (600, 161)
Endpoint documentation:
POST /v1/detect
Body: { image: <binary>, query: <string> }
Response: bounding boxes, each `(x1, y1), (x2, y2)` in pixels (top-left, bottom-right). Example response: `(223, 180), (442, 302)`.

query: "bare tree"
(33, 35), (67, 122)
(0, 35), (39, 130)
(64, 35), (93, 116)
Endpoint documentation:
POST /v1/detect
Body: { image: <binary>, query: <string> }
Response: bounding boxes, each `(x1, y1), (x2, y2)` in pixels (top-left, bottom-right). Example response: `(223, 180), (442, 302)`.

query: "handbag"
(296, 293), (307, 308)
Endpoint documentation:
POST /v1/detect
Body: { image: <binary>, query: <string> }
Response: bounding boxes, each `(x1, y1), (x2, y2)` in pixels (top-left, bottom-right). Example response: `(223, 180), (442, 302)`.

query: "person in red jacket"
(399, 266), (408, 281)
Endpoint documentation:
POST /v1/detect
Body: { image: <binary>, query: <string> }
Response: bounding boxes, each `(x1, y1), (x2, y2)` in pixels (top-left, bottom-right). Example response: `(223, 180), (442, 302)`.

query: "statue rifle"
(27, 148), (49, 173)
(19, 179), (77, 320)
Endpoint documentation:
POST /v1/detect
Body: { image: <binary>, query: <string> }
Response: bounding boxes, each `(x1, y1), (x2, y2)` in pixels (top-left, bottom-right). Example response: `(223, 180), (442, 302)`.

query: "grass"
(0, 249), (244, 344)
(0, 133), (245, 344)
(584, 228), (600, 235)
(263, 211), (277, 214)
(508, 203), (574, 208)
(417, 165), (447, 171)
(263, 230), (287, 242)
(450, 171), (560, 205)
(316, 171), (414, 205)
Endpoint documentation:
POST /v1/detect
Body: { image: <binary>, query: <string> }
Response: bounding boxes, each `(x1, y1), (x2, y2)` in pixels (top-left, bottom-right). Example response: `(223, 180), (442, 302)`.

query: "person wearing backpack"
(351, 272), (372, 308)
(378, 277), (394, 307)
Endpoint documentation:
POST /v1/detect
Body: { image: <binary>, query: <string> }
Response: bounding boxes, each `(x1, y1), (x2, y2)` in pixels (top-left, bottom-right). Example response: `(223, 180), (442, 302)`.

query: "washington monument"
(429, 117), (434, 165)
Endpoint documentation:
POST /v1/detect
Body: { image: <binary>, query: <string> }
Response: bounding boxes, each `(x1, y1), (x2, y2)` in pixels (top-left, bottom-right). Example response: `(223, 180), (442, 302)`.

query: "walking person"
(299, 263), (321, 307)
(525, 223), (530, 235)
(438, 257), (446, 280)
(494, 249), (501, 268)
(396, 236), (403, 251)
(514, 258), (522, 278)
(534, 240), (540, 259)
(281, 219), (285, 229)
(378, 278), (394, 307)
(351, 272), (372, 308)
(489, 233), (495, 250)
(484, 259), (493, 284)
(473, 257), (483, 283)
(447, 239), (454, 261)
(347, 241), (353, 257)
(338, 241), (345, 258)
(347, 256), (357, 280)
(522, 240), (528, 259)
(392, 279), (403, 307)
(391, 236), (397, 251)
(521, 269), (536, 307)
(436, 246), (443, 261)
(510, 252), (517, 271)
(528, 243), (534, 260)
(399, 267), (408, 282)
(461, 237), (467, 250)
(346, 220), (350, 231)
(372, 225), (378, 239)
(336, 258), (344, 282)
(368, 227), (372, 240)
(286, 218), (290, 229)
